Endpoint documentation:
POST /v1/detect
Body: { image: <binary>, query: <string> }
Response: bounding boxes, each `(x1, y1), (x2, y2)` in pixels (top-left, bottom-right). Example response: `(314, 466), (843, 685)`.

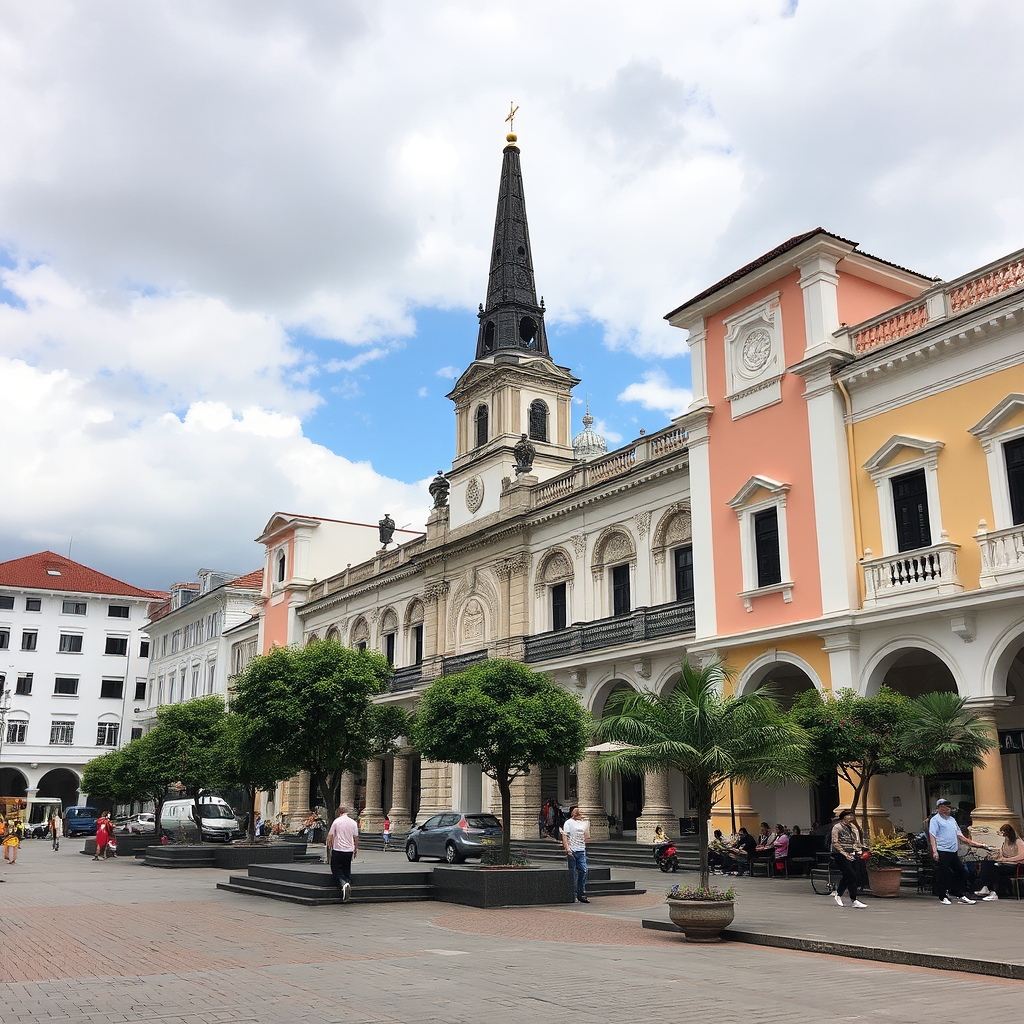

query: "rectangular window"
(21, 631), (37, 651)
(130, 727), (143, 741)
(0, 629), (8, 650)
(104, 636), (128, 656)
(753, 508), (782, 588)
(170, 631), (180, 653)
(161, 635), (168, 657)
(551, 582), (567, 631)
(96, 723), (119, 746)
(384, 632), (395, 666)
(25, 598), (41, 612)
(1006, 437), (1024, 526)
(59, 633), (83, 653)
(157, 675), (165, 704)
(191, 667), (200, 698)
(168, 673), (176, 703)
(54, 677), (79, 696)
(6, 722), (27, 744)
(62, 600), (87, 615)
(49, 721), (74, 745)
(15, 674), (32, 695)
(612, 564), (631, 617)
(356, 641), (367, 652)
(674, 545), (695, 602)
(413, 624), (423, 665)
(892, 468), (931, 552)
(100, 678), (124, 699)
(134, 679), (148, 701)
(139, 639), (150, 658)
(0, 596), (13, 610)
(107, 605), (129, 618)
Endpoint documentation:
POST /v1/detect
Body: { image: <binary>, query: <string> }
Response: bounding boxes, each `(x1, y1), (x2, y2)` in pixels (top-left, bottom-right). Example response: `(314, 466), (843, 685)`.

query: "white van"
(161, 797), (241, 842)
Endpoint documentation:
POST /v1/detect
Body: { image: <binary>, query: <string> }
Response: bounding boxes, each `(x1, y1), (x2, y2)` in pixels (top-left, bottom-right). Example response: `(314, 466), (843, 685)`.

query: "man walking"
(929, 798), (988, 904)
(325, 804), (359, 903)
(560, 805), (590, 904)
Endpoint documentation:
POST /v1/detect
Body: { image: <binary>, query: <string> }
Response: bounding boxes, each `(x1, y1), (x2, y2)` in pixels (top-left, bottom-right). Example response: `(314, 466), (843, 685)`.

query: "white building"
(0, 551), (162, 808)
(142, 568), (264, 725)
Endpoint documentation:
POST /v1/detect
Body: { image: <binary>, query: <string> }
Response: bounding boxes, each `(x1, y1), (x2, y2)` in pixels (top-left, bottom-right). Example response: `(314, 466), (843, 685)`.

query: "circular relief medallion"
(465, 476), (484, 513)
(741, 328), (772, 374)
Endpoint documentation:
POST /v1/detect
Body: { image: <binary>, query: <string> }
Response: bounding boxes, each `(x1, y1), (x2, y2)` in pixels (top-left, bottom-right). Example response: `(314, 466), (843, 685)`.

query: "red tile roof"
(228, 568), (264, 590)
(0, 551), (164, 598)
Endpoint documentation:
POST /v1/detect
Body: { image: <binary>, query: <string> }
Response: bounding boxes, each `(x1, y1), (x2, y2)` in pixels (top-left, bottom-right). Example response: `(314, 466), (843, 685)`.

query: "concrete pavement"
(0, 840), (1020, 1023)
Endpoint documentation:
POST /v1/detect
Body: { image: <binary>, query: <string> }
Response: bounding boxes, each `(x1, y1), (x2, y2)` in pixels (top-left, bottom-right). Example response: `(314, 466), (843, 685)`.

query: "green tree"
(790, 687), (994, 835)
(412, 659), (589, 863)
(230, 640), (398, 818)
(595, 658), (812, 891)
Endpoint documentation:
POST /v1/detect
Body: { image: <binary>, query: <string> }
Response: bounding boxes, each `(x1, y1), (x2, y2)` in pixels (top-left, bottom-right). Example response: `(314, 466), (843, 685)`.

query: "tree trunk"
(244, 784), (257, 843)
(314, 771), (333, 826)
(497, 772), (512, 864)
(191, 793), (204, 844)
(697, 786), (712, 891)
(153, 794), (166, 842)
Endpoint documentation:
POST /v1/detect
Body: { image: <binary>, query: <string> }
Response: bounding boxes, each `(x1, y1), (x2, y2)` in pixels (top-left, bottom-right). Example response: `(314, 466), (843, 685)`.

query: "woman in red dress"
(92, 813), (112, 861)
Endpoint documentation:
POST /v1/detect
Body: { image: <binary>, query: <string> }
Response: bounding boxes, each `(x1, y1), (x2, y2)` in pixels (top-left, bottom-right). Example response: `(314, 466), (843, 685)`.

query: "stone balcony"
(861, 541), (963, 606)
(976, 523), (1024, 589)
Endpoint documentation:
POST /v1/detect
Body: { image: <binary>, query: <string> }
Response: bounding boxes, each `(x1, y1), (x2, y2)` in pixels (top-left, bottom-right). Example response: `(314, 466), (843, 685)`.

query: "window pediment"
(863, 435), (944, 474)
(727, 475), (790, 511)
(969, 393), (1024, 441)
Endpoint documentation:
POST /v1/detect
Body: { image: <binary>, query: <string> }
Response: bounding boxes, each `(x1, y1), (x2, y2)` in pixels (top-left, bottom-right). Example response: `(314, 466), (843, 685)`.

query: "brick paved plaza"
(0, 842), (1020, 1023)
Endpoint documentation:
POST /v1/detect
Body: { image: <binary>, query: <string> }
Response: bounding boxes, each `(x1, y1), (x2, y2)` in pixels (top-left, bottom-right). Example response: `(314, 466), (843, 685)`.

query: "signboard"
(998, 730), (1024, 754)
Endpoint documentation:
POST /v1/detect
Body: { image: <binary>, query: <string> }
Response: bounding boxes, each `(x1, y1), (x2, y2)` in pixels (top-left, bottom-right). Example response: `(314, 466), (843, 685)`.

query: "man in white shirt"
(929, 798), (988, 905)
(325, 804), (360, 903)
(560, 805), (590, 904)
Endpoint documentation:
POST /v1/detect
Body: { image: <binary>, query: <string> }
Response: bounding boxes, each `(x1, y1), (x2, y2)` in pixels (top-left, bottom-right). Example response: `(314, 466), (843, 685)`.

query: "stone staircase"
(217, 862), (644, 907)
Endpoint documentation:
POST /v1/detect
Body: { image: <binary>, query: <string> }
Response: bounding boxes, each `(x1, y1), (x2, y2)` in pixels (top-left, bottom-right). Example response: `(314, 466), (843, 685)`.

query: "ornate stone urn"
(665, 897), (736, 943)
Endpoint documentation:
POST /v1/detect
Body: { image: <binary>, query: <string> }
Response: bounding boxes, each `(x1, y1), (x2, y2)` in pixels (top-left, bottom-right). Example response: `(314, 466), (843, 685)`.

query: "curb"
(640, 919), (1024, 980)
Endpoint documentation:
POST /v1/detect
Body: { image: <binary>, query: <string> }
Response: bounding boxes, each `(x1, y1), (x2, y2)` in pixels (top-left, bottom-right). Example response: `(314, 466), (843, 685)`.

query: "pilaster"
(361, 759), (385, 834)
(966, 699), (1021, 838)
(388, 752), (414, 835)
(577, 752), (610, 841)
(416, 759), (453, 823)
(635, 769), (674, 844)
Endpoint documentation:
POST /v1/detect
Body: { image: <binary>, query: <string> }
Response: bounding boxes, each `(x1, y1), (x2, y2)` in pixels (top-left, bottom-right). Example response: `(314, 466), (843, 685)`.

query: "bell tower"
(446, 128), (579, 530)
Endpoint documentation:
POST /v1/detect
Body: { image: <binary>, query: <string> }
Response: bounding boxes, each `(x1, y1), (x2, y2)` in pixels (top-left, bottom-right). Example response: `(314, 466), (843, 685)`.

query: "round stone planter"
(867, 865), (903, 898)
(665, 898), (735, 943)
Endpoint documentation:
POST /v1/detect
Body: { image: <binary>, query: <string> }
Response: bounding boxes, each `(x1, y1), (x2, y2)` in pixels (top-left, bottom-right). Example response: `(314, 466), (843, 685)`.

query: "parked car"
(121, 812), (156, 834)
(63, 806), (100, 837)
(405, 812), (503, 863)
(161, 797), (242, 842)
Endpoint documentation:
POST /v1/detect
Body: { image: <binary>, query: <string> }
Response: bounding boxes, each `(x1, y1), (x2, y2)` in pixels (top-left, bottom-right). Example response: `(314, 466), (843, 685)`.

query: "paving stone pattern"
(0, 844), (1020, 1023)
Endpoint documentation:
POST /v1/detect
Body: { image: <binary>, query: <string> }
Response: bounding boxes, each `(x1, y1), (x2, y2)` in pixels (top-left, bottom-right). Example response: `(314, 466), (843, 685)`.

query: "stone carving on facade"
(568, 667), (587, 689)
(461, 599), (485, 643)
(652, 503), (693, 565)
(571, 533), (587, 558)
(423, 580), (450, 603)
(370, 607), (381, 624)
(513, 433), (536, 475)
(633, 657), (652, 680)
(634, 510), (652, 538)
(428, 470), (450, 509)
(350, 617), (370, 645)
(466, 476), (484, 513)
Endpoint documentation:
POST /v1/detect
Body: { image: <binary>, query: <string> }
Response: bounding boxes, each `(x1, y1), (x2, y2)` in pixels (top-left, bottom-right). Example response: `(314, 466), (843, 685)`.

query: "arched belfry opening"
(529, 400), (547, 442)
(475, 404), (489, 448)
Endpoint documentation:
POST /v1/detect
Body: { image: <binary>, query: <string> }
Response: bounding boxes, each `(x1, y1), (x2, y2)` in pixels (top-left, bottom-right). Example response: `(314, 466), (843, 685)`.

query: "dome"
(572, 402), (607, 462)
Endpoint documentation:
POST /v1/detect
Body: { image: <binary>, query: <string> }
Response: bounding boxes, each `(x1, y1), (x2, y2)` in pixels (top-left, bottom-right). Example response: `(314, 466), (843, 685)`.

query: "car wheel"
(444, 842), (463, 864)
(406, 841), (419, 862)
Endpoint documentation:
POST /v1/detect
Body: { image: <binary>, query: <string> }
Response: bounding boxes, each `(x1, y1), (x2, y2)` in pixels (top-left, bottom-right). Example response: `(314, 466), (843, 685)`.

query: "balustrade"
(861, 542), (962, 605)
(976, 523), (1024, 588)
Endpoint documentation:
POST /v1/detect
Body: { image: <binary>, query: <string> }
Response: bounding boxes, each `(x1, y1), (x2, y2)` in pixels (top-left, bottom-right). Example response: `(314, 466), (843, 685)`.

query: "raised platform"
(145, 843), (308, 869)
(217, 861), (645, 907)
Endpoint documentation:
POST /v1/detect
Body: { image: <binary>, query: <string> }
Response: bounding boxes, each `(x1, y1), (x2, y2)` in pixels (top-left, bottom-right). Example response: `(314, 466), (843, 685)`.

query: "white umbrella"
(585, 741), (635, 753)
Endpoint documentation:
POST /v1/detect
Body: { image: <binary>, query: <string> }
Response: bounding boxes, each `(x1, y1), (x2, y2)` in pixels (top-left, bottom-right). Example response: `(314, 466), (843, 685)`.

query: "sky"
(1, 0), (1023, 590)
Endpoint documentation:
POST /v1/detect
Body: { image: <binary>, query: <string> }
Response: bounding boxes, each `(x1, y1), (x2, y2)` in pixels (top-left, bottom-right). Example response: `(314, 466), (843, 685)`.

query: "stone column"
(277, 770), (312, 831)
(710, 777), (759, 836)
(635, 770), (674, 844)
(339, 771), (358, 818)
(968, 702), (1020, 838)
(577, 752), (610, 841)
(387, 753), (414, 835)
(507, 769), (542, 840)
(836, 774), (891, 834)
(361, 759), (385, 834)
(416, 759), (452, 824)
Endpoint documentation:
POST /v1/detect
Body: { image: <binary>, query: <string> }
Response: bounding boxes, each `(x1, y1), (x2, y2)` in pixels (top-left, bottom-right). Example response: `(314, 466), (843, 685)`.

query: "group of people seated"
(708, 822), (800, 876)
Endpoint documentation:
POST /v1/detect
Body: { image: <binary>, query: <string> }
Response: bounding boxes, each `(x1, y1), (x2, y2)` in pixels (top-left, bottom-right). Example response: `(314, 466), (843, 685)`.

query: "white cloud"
(418, 386), (429, 397)
(617, 371), (692, 418)
(435, 366), (461, 379)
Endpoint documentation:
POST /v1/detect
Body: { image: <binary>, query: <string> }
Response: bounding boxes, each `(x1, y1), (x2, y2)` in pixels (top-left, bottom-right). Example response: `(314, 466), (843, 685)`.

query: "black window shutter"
(891, 469), (931, 551)
(753, 509), (782, 588)
(1006, 438), (1024, 526)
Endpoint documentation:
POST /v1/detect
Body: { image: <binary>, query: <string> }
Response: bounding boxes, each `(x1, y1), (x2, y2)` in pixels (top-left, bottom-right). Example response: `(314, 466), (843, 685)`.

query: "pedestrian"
(538, 800), (548, 839)
(3, 819), (19, 865)
(972, 823), (1024, 900)
(49, 812), (60, 852)
(929, 798), (989, 904)
(382, 815), (391, 852)
(560, 805), (590, 904)
(830, 809), (868, 908)
(325, 804), (359, 902)
(93, 813), (112, 861)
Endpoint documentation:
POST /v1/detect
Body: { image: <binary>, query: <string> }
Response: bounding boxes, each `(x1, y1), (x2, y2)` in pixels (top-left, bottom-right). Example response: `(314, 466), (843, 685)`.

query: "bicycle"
(810, 861), (842, 895)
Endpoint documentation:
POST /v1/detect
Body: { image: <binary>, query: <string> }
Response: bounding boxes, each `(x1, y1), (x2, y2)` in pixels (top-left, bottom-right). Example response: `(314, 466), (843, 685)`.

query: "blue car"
(405, 812), (503, 863)
(64, 806), (100, 837)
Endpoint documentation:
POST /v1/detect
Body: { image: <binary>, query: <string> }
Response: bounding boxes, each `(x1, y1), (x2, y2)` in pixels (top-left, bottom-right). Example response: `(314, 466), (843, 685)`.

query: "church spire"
(474, 125), (550, 361)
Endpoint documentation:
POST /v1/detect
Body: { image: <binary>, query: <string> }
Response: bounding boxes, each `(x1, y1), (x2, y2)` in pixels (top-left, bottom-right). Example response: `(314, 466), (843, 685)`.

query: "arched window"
(529, 400), (548, 442)
(483, 321), (495, 352)
(519, 316), (537, 348)
(276, 551), (286, 583)
(475, 404), (489, 448)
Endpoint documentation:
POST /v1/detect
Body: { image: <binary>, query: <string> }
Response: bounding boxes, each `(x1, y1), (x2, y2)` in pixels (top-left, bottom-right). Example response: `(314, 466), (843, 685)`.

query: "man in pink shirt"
(325, 804), (359, 902)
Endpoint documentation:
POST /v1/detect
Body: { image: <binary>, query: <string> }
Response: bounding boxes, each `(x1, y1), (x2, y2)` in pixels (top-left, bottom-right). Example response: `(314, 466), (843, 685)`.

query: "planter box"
(145, 845), (217, 869)
(867, 865), (903, 898)
(82, 835), (154, 859)
(432, 865), (573, 908)
(212, 844), (305, 870)
(666, 899), (736, 943)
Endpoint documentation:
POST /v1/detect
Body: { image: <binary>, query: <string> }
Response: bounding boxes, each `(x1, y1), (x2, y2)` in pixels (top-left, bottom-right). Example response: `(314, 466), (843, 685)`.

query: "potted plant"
(594, 657), (811, 941)
(866, 832), (911, 897)
(665, 883), (736, 943)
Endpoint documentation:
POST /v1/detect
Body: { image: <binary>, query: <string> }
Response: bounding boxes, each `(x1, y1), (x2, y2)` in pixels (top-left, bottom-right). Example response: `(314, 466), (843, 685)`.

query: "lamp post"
(0, 685), (11, 780)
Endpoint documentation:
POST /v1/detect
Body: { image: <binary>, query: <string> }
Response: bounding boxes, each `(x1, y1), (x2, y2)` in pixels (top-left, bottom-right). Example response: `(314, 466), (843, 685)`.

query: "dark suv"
(64, 806), (100, 837)
(405, 812), (503, 863)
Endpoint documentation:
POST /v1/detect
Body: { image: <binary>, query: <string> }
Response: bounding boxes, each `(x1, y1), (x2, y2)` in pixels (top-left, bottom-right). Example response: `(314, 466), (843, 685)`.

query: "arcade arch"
(38, 768), (81, 809)
(0, 767), (28, 798)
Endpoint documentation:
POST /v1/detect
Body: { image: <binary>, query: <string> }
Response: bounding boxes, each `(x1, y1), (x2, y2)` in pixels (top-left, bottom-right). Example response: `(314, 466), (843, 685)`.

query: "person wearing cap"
(929, 798), (989, 905)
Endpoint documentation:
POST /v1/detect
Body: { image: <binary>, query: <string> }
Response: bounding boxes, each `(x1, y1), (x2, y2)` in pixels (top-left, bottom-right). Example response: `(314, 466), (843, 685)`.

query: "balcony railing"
(389, 665), (423, 692)
(524, 600), (695, 663)
(441, 649), (488, 676)
(977, 523), (1024, 589)
(861, 542), (962, 605)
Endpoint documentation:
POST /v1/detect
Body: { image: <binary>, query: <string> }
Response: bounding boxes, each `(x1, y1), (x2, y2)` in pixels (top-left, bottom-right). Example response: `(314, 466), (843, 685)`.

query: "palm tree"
(901, 691), (995, 774)
(594, 658), (812, 891)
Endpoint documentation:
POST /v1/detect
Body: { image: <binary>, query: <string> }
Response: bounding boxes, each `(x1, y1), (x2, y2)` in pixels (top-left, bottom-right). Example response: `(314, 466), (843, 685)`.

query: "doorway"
(621, 776), (643, 831)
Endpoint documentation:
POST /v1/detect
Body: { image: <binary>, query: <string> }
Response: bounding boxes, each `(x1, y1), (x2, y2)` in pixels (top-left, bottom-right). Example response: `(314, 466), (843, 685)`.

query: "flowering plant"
(867, 831), (911, 868)
(665, 883), (735, 902)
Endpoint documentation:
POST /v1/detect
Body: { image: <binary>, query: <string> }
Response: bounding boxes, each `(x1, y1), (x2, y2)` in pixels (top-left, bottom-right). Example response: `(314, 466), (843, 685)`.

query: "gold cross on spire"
(505, 101), (519, 134)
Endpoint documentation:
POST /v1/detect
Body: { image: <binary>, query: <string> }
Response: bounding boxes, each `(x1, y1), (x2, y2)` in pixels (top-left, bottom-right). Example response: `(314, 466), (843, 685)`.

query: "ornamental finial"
(504, 100), (519, 143)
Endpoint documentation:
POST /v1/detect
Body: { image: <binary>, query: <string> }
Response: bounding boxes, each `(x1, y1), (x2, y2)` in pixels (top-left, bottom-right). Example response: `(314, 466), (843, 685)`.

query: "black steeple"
(475, 133), (550, 361)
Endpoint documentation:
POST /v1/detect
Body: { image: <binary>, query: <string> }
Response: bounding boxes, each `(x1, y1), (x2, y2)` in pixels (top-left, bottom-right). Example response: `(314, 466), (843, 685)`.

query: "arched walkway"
(589, 679), (643, 833)
(0, 767), (28, 798)
(38, 768), (81, 808)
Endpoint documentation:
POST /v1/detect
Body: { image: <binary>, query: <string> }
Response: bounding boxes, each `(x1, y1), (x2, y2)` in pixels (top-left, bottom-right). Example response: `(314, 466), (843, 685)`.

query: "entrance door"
(621, 776), (643, 831)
